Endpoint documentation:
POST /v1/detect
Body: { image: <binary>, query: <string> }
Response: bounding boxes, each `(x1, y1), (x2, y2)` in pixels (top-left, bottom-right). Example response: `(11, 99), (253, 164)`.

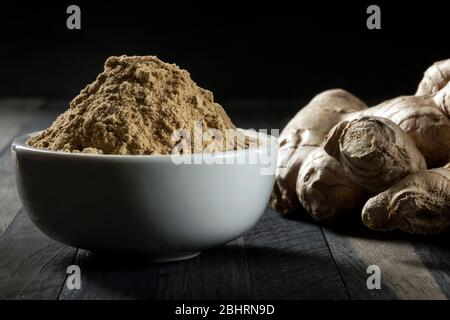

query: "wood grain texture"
(0, 174), (22, 232)
(0, 101), (77, 300)
(0, 102), (65, 174)
(0, 104), (62, 235)
(0, 209), (77, 299)
(244, 208), (349, 300)
(323, 227), (447, 300)
(156, 237), (252, 300)
(0, 98), (43, 154)
(412, 236), (450, 299)
(59, 249), (160, 300)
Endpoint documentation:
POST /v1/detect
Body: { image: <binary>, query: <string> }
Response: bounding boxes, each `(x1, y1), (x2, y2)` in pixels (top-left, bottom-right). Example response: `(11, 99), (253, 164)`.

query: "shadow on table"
(64, 241), (342, 300)
(63, 208), (450, 299)
(295, 208), (450, 278)
(281, 206), (450, 243)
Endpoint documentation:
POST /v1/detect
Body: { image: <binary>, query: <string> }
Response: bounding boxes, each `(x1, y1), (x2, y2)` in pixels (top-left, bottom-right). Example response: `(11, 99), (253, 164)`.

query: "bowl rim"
(12, 129), (277, 160)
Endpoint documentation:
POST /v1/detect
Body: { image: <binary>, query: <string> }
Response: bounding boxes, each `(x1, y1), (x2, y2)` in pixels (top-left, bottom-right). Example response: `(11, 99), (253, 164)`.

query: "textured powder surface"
(28, 55), (250, 155)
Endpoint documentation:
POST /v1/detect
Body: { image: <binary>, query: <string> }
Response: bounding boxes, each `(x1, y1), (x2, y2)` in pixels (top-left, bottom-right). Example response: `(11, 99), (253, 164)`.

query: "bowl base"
(87, 250), (202, 263)
(149, 251), (201, 262)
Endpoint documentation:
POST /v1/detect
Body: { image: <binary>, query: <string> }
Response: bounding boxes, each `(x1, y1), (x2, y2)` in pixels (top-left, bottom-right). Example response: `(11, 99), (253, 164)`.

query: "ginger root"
(323, 116), (427, 194)
(271, 89), (366, 223)
(355, 83), (450, 167)
(416, 59), (450, 96)
(272, 59), (450, 226)
(296, 148), (365, 223)
(273, 88), (450, 221)
(362, 165), (450, 234)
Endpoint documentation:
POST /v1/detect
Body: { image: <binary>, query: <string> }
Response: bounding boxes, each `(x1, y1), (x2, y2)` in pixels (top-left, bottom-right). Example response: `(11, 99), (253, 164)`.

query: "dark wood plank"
(0, 103), (63, 235)
(0, 99), (47, 234)
(0, 103), (64, 175)
(0, 100), (79, 300)
(412, 237), (450, 299)
(0, 174), (21, 233)
(0, 209), (77, 299)
(59, 249), (160, 300)
(0, 98), (43, 153)
(323, 227), (447, 299)
(0, 99), (71, 176)
(156, 237), (252, 299)
(244, 208), (349, 299)
(59, 234), (251, 300)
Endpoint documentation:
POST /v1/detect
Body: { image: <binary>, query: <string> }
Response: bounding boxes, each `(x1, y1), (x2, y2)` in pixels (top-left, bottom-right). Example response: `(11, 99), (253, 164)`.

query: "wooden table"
(1, 98), (449, 300)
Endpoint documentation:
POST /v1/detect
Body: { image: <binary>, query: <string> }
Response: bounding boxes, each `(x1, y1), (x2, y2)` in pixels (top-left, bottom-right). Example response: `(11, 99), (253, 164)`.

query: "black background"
(0, 1), (449, 104)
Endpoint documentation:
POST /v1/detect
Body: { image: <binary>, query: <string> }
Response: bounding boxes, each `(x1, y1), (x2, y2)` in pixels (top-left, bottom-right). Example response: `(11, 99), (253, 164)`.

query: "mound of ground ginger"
(28, 55), (251, 155)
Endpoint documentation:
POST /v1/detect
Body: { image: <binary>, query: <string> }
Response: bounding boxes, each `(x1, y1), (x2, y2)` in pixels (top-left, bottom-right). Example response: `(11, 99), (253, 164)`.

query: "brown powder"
(28, 55), (250, 155)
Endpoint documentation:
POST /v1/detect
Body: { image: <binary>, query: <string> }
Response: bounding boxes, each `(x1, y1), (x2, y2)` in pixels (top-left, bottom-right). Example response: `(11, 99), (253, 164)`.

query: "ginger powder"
(28, 55), (250, 155)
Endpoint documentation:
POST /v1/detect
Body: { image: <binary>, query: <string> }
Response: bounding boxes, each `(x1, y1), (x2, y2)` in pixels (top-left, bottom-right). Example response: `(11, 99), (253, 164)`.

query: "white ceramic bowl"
(12, 130), (277, 262)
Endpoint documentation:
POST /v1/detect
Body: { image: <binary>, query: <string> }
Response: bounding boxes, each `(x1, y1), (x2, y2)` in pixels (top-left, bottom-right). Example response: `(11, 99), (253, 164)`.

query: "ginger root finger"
(271, 89), (367, 215)
(297, 148), (365, 223)
(416, 59), (450, 96)
(324, 116), (427, 194)
(272, 136), (315, 213)
(352, 85), (450, 167)
(432, 82), (450, 119)
(362, 166), (450, 234)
